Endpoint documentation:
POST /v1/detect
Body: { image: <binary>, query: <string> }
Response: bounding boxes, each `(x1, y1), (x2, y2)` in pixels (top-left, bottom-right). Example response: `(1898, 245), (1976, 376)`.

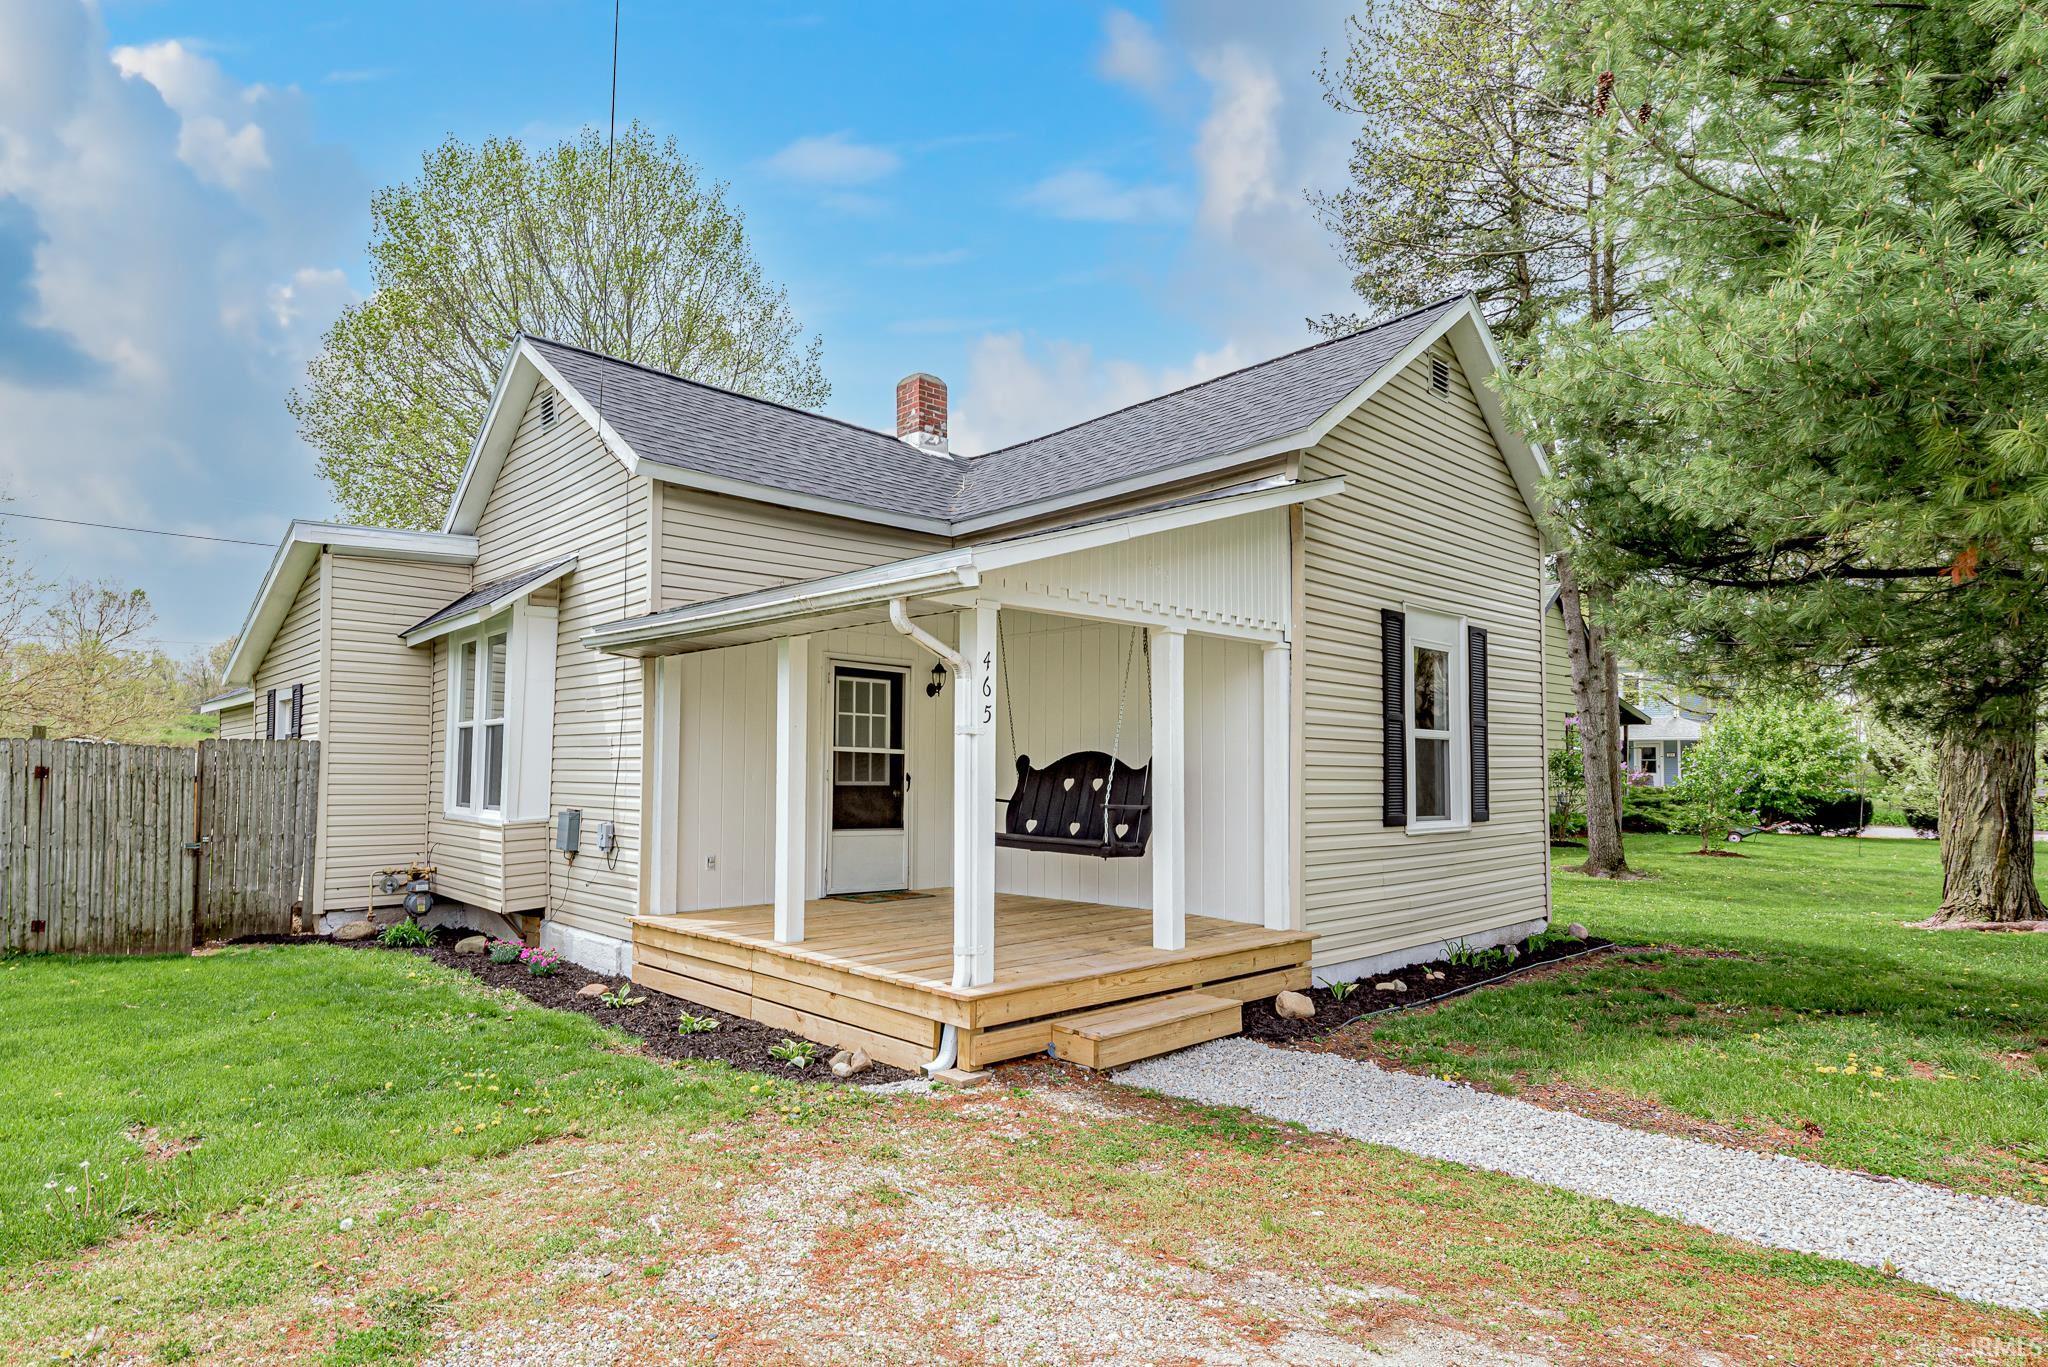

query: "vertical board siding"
(1297, 339), (1547, 967)
(197, 739), (320, 939)
(322, 553), (472, 912)
(978, 508), (1290, 634)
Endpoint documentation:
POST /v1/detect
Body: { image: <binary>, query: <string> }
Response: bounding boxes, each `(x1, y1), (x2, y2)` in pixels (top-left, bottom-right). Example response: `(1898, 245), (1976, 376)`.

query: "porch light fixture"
(925, 662), (947, 698)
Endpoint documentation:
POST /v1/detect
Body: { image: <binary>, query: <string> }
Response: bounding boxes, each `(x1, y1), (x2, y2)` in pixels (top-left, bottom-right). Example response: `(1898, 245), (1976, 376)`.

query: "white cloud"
(1018, 168), (1185, 224)
(1097, 10), (1172, 101)
(1192, 45), (1281, 231)
(762, 130), (901, 186)
(949, 332), (1247, 456)
(0, 0), (364, 644)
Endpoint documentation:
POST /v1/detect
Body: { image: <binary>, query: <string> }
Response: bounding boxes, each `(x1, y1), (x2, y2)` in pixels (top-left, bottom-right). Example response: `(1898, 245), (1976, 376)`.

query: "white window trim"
(443, 601), (557, 825)
(1404, 605), (1470, 835)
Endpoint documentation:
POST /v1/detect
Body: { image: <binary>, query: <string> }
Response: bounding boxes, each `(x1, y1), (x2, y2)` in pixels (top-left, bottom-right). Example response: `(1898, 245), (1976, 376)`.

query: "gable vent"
(1429, 356), (1451, 398)
(539, 390), (557, 428)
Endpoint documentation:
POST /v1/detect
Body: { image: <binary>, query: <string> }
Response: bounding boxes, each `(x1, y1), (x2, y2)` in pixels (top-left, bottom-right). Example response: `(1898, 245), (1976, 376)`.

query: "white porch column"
(1150, 625), (1187, 951)
(647, 656), (684, 915)
(952, 603), (998, 986)
(1261, 641), (1292, 931)
(773, 635), (810, 943)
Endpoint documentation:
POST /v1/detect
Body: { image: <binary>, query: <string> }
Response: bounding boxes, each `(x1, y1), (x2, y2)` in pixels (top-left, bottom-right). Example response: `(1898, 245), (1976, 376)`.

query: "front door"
(827, 665), (910, 894)
(1635, 742), (1661, 786)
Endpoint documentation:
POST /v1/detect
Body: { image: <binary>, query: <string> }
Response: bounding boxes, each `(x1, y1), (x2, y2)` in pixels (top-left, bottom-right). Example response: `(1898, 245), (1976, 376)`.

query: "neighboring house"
(1618, 669), (1716, 787)
(217, 294), (1555, 1072)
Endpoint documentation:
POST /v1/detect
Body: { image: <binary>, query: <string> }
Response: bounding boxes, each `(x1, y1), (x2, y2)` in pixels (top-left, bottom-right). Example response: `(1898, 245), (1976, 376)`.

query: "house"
(212, 294), (1553, 1072)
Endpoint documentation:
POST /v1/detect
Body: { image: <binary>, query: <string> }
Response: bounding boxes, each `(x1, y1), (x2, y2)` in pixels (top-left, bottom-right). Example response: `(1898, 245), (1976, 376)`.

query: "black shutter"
(265, 688), (277, 740)
(1468, 626), (1490, 822)
(290, 683), (304, 739)
(1381, 609), (1406, 826)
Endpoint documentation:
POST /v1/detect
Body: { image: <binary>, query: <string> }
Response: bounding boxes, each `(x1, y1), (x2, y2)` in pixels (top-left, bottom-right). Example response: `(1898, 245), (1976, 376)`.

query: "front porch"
(631, 890), (1312, 1071)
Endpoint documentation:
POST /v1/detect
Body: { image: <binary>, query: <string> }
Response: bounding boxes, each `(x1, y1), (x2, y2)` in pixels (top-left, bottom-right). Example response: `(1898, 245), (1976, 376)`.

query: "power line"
(0, 510), (272, 548)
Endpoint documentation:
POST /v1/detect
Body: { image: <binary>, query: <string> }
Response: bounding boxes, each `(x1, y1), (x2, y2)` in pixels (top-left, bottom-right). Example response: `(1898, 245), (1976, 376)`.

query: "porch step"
(1048, 990), (1241, 1071)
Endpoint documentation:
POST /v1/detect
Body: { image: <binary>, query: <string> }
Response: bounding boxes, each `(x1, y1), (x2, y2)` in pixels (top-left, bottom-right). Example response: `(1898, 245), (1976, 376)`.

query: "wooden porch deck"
(630, 892), (1313, 1072)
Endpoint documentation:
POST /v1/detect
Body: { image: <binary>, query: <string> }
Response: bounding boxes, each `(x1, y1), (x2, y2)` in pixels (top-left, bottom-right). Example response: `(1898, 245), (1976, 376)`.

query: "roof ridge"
(961, 295), (1467, 465)
(521, 333), (965, 471)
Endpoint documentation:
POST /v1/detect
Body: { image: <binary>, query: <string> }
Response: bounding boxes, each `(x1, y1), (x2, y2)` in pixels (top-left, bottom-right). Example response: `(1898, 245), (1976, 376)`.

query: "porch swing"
(992, 619), (1154, 859)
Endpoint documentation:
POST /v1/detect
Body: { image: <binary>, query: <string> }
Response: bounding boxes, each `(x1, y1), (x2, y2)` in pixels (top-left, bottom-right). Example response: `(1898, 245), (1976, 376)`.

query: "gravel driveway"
(1120, 1037), (2048, 1315)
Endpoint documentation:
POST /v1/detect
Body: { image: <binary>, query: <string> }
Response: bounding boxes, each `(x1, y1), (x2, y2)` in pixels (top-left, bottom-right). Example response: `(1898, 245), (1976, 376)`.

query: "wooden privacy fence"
(0, 737), (319, 954)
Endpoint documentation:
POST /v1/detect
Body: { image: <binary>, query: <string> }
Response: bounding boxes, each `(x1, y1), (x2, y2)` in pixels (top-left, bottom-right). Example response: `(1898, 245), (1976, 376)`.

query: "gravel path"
(1120, 1037), (2048, 1315)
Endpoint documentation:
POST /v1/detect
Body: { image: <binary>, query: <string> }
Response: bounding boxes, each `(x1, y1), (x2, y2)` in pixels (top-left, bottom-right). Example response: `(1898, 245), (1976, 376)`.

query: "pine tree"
(1505, 0), (2048, 920)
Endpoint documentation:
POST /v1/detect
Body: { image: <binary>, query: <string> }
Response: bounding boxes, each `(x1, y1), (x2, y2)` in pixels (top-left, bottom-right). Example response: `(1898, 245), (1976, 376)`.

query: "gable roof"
(445, 294), (1544, 538)
(400, 554), (576, 645)
(223, 521), (477, 688)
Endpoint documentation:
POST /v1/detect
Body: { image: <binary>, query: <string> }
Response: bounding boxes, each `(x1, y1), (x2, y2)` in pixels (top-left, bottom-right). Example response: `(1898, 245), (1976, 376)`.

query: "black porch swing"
(992, 619), (1154, 859)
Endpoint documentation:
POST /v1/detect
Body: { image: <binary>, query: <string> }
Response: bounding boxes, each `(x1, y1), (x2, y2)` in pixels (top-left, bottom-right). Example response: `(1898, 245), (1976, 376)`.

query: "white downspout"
(887, 597), (968, 1075)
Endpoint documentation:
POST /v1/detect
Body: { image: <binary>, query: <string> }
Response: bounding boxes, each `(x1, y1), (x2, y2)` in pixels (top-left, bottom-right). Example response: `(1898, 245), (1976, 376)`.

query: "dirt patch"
(1506, 1078), (1824, 1157)
(123, 1124), (202, 1163)
(330, 932), (917, 1086)
(1905, 916), (2048, 933)
(1241, 935), (1616, 1045)
(1683, 848), (1748, 858)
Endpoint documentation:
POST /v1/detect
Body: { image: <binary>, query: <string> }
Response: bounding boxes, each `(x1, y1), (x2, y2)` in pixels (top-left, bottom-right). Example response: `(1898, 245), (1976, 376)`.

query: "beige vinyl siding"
(252, 565), (323, 739)
(1297, 338), (1548, 968)
(215, 704), (255, 741)
(442, 383), (648, 936)
(1544, 599), (1574, 757)
(320, 552), (471, 912)
(658, 486), (947, 608)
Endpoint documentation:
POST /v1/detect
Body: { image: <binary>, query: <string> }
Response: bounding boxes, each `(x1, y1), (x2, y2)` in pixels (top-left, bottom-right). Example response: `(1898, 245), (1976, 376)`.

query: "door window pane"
(1415, 737), (1449, 820)
(1414, 647), (1449, 732)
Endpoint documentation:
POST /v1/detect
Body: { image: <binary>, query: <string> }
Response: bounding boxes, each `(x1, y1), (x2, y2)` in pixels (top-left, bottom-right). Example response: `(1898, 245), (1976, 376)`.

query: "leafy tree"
(1316, 0), (1645, 877)
(1670, 697), (1859, 851)
(1548, 725), (1586, 838)
(292, 123), (830, 529)
(1504, 1), (2048, 920)
(1, 582), (176, 741)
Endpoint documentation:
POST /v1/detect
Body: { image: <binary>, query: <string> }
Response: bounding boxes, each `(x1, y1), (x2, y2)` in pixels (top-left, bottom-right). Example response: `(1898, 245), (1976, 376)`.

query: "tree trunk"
(1557, 553), (1630, 877)
(1933, 717), (2045, 924)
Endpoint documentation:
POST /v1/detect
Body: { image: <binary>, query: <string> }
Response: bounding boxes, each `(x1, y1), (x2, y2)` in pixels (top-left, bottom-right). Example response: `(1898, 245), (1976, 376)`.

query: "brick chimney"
(895, 372), (948, 455)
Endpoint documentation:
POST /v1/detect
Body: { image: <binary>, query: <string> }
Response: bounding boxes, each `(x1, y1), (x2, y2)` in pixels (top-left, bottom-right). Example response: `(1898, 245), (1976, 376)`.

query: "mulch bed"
(1241, 932), (1616, 1044)
(329, 930), (916, 1086)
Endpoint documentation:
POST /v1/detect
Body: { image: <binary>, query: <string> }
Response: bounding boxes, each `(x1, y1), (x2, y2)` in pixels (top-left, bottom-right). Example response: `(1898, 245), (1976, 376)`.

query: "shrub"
(486, 939), (523, 964)
(378, 919), (433, 948)
(518, 946), (562, 977)
(1620, 786), (1686, 833)
(1668, 695), (1859, 850)
(1548, 731), (1586, 839)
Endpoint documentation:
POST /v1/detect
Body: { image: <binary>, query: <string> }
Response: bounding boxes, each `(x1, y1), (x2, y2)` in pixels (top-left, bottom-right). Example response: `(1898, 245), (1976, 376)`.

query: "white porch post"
(952, 603), (998, 987)
(773, 635), (810, 943)
(1261, 641), (1292, 931)
(648, 656), (683, 915)
(1150, 625), (1187, 951)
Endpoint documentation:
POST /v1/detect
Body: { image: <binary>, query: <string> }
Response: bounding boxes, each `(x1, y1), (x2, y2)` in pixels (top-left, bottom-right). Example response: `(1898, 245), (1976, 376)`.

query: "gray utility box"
(556, 808), (581, 853)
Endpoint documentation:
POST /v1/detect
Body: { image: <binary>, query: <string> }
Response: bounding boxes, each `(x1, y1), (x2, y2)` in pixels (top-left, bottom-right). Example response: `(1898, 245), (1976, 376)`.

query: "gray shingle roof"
(403, 555), (576, 639)
(526, 296), (1461, 529)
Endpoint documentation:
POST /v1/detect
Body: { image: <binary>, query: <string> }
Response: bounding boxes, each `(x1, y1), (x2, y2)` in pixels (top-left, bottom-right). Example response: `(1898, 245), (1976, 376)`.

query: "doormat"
(828, 890), (921, 904)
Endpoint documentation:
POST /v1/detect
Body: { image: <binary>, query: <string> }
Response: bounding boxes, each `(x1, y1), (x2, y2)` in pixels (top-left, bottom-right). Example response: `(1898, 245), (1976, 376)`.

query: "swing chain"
(997, 611), (1017, 761)
(1103, 626), (1147, 839)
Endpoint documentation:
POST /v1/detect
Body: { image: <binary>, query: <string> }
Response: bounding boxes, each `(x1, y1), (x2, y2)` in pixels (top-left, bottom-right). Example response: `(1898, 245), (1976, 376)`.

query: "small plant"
(1524, 928), (1575, 954)
(676, 1011), (720, 1035)
(485, 939), (523, 964)
(599, 985), (645, 1008)
(1445, 939), (1511, 971)
(378, 919), (433, 948)
(769, 1038), (820, 1069)
(518, 946), (562, 977)
(1326, 979), (1358, 1001)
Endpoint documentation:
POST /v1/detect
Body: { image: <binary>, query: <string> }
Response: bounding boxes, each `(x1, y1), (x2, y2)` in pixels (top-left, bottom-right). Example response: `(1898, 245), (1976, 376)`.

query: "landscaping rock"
(1567, 922), (1588, 940)
(830, 1048), (872, 1079)
(454, 935), (489, 955)
(1425, 970), (1445, 981)
(331, 921), (378, 942)
(1274, 990), (1315, 1020)
(1375, 980), (1408, 993)
(576, 981), (610, 998)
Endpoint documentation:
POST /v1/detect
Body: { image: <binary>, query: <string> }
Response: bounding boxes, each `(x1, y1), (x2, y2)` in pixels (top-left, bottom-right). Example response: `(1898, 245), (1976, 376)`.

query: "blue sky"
(0, 0), (1358, 650)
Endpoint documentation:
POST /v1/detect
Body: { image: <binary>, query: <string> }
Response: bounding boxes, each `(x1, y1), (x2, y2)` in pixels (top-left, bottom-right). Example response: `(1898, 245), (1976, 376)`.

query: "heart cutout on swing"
(1091, 777), (1104, 791)
(1025, 818), (1038, 832)
(1114, 822), (1130, 838)
(1068, 821), (1082, 836)
(1062, 777), (1075, 791)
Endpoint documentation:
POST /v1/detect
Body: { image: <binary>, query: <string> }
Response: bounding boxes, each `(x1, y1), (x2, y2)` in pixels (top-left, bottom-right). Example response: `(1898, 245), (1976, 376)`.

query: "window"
(271, 690), (293, 740)
(1406, 609), (1468, 829)
(450, 621), (511, 816)
(833, 672), (898, 786)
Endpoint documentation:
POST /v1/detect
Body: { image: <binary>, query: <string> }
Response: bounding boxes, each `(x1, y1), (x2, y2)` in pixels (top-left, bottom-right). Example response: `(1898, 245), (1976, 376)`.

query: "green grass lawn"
(1360, 833), (2048, 1197)
(0, 945), (760, 1267)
